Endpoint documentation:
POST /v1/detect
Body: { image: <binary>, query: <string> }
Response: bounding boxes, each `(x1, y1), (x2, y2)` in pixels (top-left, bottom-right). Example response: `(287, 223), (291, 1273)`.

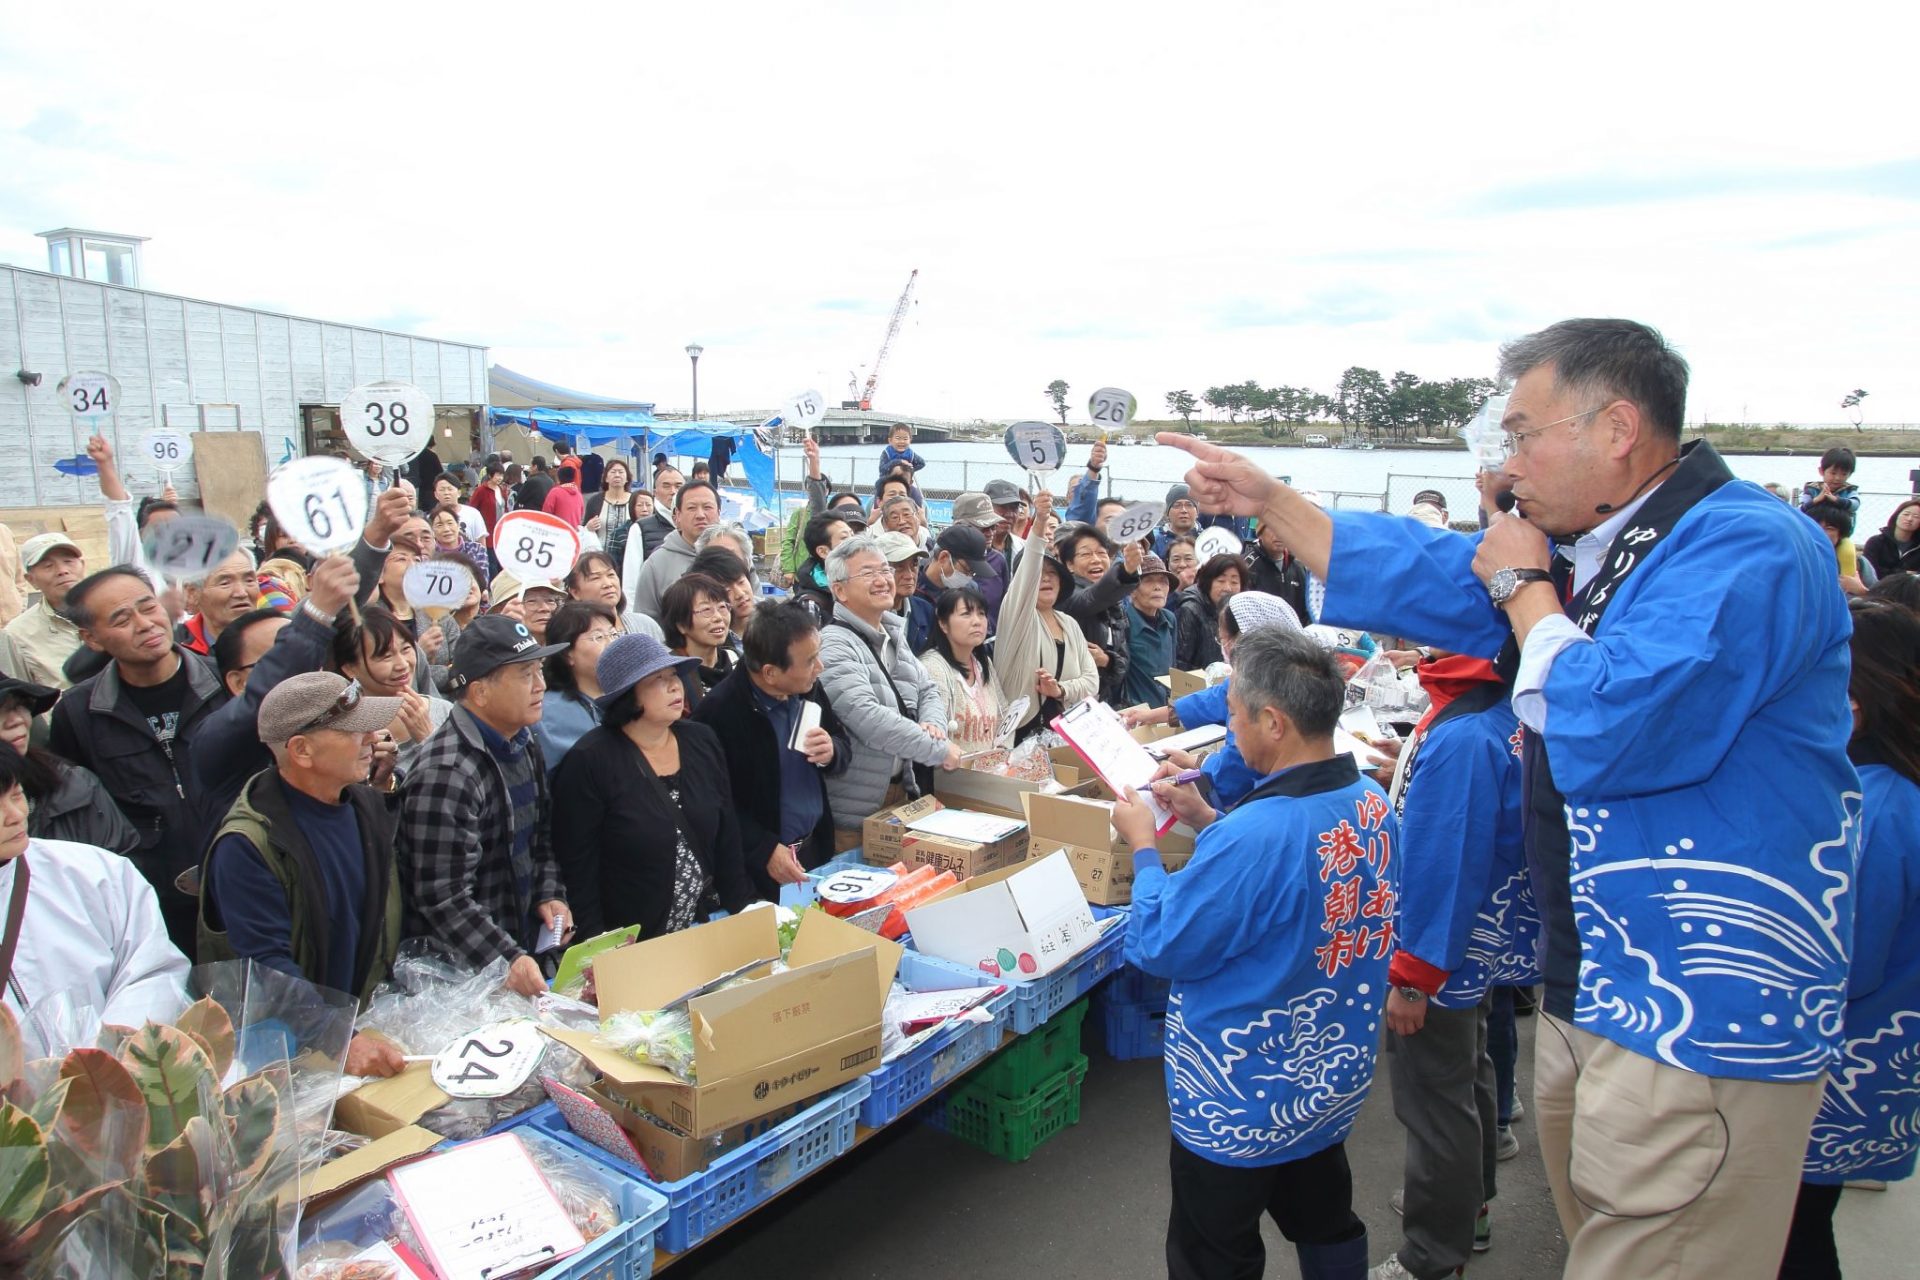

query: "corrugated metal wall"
(0, 266), (488, 507)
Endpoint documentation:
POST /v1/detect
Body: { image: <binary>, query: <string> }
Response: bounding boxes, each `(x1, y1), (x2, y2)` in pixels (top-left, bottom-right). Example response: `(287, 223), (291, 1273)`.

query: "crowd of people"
(0, 321), (1913, 1279)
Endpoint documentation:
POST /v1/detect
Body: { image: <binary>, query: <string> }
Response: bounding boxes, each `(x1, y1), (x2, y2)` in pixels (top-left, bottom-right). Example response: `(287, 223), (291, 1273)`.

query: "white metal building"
(0, 254), (488, 510)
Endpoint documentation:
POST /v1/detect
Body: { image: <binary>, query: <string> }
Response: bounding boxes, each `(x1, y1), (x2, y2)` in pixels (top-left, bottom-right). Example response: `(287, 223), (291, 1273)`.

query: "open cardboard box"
(332, 1056), (448, 1140)
(585, 1082), (805, 1183)
(862, 795), (1030, 875)
(545, 908), (897, 1139)
(902, 850), (1101, 980)
(1022, 791), (1198, 906)
(293, 1123), (442, 1205)
(1154, 669), (1212, 699)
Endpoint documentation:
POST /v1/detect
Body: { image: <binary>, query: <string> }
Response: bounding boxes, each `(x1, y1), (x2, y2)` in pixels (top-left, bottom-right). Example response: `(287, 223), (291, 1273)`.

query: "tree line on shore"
(1044, 370), (1499, 442)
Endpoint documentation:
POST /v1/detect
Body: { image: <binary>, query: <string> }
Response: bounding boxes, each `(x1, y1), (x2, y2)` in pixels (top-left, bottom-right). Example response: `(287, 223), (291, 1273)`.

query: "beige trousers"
(1533, 1012), (1823, 1278)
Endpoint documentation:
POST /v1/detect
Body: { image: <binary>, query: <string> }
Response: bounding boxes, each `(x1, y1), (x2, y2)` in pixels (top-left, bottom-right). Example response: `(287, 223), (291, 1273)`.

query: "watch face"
(1489, 568), (1516, 601)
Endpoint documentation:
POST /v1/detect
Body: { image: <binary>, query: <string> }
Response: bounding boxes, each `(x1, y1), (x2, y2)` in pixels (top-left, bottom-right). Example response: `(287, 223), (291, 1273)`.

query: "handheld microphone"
(1495, 490), (1517, 514)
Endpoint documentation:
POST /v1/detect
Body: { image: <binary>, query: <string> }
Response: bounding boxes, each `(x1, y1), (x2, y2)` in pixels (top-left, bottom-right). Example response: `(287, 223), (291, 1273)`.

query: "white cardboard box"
(902, 850), (1099, 981)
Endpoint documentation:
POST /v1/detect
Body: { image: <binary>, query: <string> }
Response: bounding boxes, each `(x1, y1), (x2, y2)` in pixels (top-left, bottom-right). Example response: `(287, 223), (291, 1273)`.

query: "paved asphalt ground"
(672, 1012), (1915, 1278)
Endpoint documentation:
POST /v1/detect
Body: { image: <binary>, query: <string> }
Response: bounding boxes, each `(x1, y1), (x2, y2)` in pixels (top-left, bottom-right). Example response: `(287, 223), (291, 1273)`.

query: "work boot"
(1297, 1230), (1370, 1280)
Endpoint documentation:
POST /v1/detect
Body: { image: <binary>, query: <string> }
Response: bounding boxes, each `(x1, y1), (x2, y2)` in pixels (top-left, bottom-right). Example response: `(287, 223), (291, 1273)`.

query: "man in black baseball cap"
(397, 615), (572, 996)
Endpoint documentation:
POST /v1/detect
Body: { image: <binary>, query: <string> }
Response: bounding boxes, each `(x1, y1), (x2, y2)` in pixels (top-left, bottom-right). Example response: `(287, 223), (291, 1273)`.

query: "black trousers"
(1777, 1181), (1844, 1280)
(1167, 1137), (1366, 1280)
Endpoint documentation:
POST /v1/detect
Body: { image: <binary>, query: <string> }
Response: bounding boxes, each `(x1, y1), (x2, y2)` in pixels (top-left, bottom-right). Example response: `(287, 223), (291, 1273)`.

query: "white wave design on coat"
(1809, 1018), (1920, 1172)
(1164, 989), (1376, 1161)
(1566, 797), (1858, 1070)
(1467, 866), (1541, 987)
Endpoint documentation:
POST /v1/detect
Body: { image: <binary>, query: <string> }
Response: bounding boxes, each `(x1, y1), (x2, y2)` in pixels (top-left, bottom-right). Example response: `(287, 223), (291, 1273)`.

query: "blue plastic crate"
(857, 991), (1012, 1127)
(522, 1077), (871, 1254)
(898, 907), (1129, 1034)
(1097, 993), (1167, 1061)
(1108, 962), (1172, 1009)
(317, 1123), (670, 1280)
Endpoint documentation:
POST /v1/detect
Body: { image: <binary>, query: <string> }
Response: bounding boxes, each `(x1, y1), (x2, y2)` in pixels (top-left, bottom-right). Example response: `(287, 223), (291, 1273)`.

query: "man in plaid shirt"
(398, 615), (573, 996)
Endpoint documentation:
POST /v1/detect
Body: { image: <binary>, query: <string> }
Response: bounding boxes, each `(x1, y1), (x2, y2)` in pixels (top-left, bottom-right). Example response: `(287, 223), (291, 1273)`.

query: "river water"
(789, 440), (1919, 533)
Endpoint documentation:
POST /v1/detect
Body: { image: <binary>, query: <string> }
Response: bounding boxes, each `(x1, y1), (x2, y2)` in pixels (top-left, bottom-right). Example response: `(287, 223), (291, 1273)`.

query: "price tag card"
(1194, 526), (1243, 562)
(60, 371), (120, 421)
(1087, 386), (1137, 433)
(141, 429), (192, 473)
(430, 1019), (547, 1099)
(1106, 500), (1165, 545)
(1004, 421), (1064, 472)
(142, 516), (240, 584)
(996, 694), (1031, 744)
(340, 379), (435, 468)
(402, 559), (474, 613)
(266, 455), (369, 554)
(492, 510), (579, 582)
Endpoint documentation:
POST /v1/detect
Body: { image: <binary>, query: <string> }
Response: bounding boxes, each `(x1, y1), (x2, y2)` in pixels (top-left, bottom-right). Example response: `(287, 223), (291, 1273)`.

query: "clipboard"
(1051, 700), (1178, 835)
(387, 1133), (585, 1280)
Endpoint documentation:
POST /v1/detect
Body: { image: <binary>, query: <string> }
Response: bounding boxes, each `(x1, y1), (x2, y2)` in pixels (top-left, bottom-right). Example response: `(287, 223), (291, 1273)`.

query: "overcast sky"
(2, 1), (1913, 425)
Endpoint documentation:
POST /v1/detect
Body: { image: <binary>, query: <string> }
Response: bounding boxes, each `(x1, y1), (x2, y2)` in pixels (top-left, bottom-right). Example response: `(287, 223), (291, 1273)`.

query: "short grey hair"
(1230, 627), (1345, 738)
(1496, 318), (1690, 441)
(696, 521), (751, 559)
(825, 533), (883, 586)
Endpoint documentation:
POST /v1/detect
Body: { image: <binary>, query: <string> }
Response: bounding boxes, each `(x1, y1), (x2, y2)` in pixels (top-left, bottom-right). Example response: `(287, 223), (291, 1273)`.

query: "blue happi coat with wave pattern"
(1127, 754), (1396, 1166)
(1805, 762), (1920, 1182)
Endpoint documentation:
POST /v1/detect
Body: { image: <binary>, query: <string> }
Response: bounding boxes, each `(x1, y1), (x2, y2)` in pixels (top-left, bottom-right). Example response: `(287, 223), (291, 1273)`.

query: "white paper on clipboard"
(388, 1133), (585, 1280)
(1052, 700), (1177, 833)
(787, 699), (822, 752)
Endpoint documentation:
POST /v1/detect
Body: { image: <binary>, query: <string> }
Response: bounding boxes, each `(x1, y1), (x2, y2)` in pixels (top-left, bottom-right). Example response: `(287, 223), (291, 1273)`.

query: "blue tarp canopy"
(486, 407), (774, 505)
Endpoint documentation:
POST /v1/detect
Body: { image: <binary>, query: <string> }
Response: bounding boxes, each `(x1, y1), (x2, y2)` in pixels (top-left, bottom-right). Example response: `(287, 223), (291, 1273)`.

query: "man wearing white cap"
(5, 532), (87, 689)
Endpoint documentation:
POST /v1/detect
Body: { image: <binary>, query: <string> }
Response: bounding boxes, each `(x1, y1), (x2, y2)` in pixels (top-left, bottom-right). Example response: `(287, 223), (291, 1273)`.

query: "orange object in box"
(816, 862), (958, 940)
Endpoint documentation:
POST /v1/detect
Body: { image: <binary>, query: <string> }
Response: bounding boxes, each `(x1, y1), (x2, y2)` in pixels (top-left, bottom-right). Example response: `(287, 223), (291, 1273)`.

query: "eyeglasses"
(295, 680), (362, 735)
(582, 630), (617, 645)
(691, 601), (731, 619)
(1500, 404), (1612, 460)
(844, 566), (892, 584)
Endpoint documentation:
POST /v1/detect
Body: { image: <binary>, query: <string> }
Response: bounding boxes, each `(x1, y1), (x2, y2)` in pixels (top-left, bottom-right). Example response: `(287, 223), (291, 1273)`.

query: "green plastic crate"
(930, 1054), (1089, 1162)
(963, 997), (1089, 1099)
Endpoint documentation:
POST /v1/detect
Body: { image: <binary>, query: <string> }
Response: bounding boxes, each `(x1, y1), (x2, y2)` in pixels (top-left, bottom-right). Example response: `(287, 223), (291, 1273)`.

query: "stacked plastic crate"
(1094, 963), (1170, 1061)
(927, 997), (1091, 1162)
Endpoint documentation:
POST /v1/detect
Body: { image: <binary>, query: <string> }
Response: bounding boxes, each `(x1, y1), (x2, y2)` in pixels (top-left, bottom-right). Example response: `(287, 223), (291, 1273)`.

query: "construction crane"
(856, 268), (918, 411)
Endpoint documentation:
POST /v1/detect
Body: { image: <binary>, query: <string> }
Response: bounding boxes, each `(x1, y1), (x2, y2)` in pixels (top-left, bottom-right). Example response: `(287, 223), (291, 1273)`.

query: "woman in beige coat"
(990, 492), (1098, 740)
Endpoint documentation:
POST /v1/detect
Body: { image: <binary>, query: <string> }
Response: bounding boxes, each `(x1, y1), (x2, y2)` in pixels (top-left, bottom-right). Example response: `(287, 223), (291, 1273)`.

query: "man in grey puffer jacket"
(815, 535), (960, 853)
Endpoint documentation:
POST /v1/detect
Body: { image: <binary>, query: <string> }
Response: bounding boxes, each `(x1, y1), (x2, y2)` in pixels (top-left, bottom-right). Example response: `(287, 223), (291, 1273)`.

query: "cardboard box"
(903, 851), (1100, 980)
(332, 1060), (449, 1139)
(294, 1123), (442, 1204)
(546, 910), (897, 1138)
(1154, 669), (1211, 699)
(1022, 791), (1198, 906)
(862, 795), (941, 865)
(586, 1082), (805, 1182)
(863, 796), (1032, 877)
(934, 766), (1056, 820)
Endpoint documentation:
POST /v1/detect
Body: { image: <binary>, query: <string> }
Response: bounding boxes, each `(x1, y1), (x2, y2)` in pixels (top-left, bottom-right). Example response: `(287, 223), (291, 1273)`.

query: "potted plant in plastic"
(0, 962), (355, 1279)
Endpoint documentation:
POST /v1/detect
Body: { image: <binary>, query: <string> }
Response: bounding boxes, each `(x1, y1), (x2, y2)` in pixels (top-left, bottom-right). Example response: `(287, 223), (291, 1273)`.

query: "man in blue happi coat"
(1159, 318), (1857, 1279)
(1118, 626), (1397, 1280)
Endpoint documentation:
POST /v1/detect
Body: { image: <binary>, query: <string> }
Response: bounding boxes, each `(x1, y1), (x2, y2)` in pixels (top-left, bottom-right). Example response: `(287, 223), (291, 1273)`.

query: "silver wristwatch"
(1395, 986), (1428, 1003)
(1487, 567), (1552, 606)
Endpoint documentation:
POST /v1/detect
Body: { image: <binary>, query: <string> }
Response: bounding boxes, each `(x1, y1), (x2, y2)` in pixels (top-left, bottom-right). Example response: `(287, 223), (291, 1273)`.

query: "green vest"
(197, 769), (402, 1005)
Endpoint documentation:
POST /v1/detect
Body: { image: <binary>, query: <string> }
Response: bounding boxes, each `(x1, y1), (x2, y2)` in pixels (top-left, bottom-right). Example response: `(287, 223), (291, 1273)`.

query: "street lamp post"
(685, 343), (703, 422)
